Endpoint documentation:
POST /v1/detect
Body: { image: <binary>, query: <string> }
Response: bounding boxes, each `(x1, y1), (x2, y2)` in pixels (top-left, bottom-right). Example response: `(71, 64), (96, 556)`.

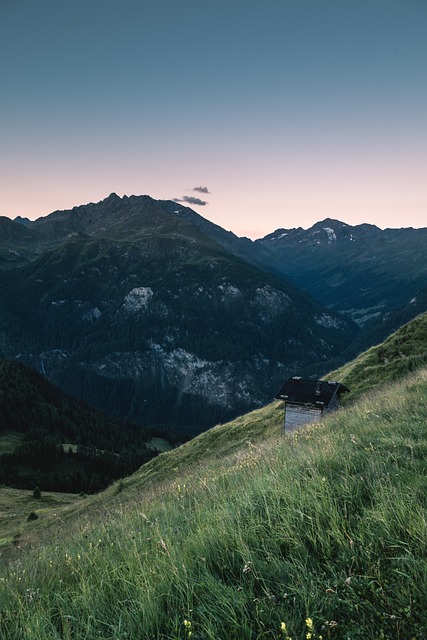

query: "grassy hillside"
(1, 363), (426, 639)
(328, 311), (427, 402)
(0, 486), (80, 551)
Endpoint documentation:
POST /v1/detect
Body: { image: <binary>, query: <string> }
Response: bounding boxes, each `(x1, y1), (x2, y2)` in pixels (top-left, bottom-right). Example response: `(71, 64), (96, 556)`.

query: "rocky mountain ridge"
(254, 218), (427, 328)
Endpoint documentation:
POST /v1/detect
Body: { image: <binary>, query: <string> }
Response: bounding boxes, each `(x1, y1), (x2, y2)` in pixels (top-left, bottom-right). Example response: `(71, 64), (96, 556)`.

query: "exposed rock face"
(315, 314), (343, 330)
(122, 287), (154, 314)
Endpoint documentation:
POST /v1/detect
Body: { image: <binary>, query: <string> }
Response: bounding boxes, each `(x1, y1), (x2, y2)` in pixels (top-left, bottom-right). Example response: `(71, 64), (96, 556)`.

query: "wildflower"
(280, 620), (292, 639)
(183, 619), (192, 638)
(305, 618), (314, 639)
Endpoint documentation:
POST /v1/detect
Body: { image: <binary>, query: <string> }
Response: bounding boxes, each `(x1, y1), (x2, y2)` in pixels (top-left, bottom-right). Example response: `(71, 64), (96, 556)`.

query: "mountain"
(1, 318), (426, 638)
(0, 358), (159, 493)
(339, 282), (427, 359)
(0, 195), (358, 433)
(256, 218), (427, 329)
(0, 216), (44, 270)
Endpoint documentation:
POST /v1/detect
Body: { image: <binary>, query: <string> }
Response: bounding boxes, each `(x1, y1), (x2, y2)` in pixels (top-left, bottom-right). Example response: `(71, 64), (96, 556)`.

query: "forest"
(0, 359), (163, 493)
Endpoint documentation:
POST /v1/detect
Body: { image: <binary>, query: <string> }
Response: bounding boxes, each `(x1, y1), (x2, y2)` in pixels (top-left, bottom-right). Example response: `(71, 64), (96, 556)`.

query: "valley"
(0, 359), (160, 494)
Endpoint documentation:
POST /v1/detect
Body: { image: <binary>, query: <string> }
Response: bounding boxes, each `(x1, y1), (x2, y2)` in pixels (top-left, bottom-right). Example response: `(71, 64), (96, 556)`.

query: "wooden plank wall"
(284, 404), (322, 432)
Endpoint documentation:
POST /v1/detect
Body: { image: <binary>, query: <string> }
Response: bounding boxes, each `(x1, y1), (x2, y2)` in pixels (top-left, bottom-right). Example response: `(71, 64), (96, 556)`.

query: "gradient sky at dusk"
(1, 1), (426, 238)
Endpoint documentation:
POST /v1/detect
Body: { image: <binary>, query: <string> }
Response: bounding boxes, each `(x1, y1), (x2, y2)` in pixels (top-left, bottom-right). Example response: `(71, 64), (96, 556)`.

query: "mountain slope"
(0, 196), (358, 432)
(352, 283), (427, 354)
(1, 359), (426, 638)
(327, 310), (427, 401)
(0, 216), (44, 270)
(256, 218), (427, 327)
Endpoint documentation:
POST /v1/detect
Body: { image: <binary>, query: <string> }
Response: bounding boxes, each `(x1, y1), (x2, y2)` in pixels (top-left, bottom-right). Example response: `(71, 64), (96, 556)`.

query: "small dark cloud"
(174, 196), (209, 206)
(192, 186), (210, 194)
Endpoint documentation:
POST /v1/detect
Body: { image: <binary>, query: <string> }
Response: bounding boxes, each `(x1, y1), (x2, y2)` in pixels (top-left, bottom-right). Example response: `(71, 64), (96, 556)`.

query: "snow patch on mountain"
(273, 232), (288, 240)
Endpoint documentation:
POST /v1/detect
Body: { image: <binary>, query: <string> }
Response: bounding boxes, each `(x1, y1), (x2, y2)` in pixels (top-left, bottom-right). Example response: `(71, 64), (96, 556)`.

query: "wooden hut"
(275, 376), (349, 431)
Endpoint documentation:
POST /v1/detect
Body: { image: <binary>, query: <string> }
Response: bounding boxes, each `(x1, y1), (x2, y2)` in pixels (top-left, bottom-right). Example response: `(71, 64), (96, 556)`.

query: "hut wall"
(284, 404), (322, 431)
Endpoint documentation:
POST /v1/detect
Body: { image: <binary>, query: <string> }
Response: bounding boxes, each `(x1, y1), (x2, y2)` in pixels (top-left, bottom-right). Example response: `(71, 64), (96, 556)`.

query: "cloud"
(174, 196), (209, 206)
(192, 186), (210, 194)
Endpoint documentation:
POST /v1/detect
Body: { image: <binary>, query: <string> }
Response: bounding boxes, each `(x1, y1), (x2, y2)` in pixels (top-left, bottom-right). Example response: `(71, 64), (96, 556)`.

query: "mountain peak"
(14, 215), (32, 226)
(104, 192), (121, 202)
(311, 217), (345, 228)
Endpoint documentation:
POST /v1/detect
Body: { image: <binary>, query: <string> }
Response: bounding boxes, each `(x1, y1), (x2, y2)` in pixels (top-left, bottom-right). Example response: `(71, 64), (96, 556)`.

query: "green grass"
(147, 437), (174, 453)
(0, 431), (23, 454)
(0, 487), (80, 552)
(1, 369), (426, 639)
(329, 311), (427, 403)
(61, 443), (78, 453)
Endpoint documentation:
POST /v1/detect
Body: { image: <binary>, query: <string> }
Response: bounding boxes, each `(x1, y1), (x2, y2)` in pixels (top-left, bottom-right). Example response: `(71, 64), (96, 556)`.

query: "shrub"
(32, 486), (41, 499)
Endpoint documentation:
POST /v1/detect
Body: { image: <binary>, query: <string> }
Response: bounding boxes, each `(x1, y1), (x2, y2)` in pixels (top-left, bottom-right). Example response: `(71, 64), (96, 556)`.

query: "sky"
(1, 1), (426, 239)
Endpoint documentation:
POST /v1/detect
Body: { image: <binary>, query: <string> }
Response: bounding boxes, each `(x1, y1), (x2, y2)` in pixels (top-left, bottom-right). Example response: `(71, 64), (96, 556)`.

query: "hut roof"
(275, 377), (349, 408)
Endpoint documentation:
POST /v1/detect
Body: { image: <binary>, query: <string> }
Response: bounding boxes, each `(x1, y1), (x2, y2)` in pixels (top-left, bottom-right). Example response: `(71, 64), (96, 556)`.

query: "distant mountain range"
(1, 194), (426, 433)
(255, 218), (427, 326)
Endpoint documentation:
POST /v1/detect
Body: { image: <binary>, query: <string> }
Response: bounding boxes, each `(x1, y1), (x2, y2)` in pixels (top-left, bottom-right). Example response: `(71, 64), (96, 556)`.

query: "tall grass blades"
(1, 370), (426, 639)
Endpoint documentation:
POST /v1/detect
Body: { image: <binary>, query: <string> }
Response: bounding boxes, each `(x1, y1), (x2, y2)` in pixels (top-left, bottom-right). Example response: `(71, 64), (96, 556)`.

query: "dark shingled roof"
(275, 377), (349, 408)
